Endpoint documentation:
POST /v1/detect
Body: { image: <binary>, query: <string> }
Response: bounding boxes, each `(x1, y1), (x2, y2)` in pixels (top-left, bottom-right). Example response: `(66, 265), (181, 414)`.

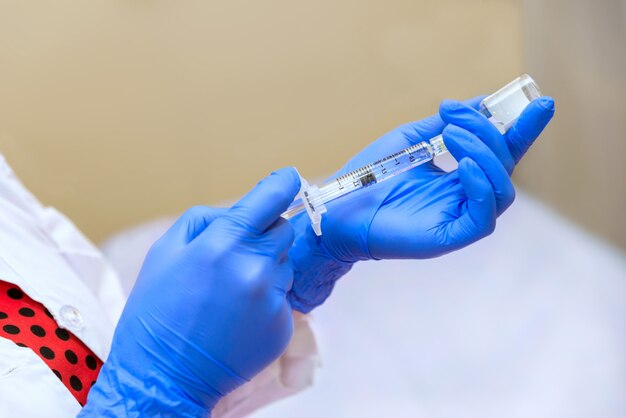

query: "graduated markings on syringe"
(281, 139), (441, 221)
(314, 141), (438, 207)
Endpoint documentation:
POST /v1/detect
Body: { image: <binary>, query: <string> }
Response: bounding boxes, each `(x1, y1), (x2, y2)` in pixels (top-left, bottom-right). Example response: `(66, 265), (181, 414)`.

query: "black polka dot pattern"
(55, 327), (70, 341)
(30, 325), (46, 337)
(18, 307), (35, 317)
(40, 346), (55, 360)
(85, 355), (97, 370)
(7, 288), (23, 300)
(65, 349), (78, 365)
(0, 281), (103, 406)
(3, 324), (20, 335)
(70, 375), (83, 391)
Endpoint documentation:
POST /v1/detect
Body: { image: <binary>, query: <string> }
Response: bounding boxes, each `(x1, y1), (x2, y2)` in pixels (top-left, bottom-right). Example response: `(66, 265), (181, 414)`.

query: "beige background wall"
(0, 0), (523, 242)
(519, 0), (626, 251)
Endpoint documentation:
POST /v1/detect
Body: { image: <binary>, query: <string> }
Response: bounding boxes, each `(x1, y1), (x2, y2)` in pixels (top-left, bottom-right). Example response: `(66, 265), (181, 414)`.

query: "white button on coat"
(58, 305), (86, 332)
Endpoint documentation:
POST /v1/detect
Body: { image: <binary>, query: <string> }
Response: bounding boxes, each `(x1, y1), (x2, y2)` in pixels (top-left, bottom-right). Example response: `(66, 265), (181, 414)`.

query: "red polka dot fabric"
(0, 280), (103, 406)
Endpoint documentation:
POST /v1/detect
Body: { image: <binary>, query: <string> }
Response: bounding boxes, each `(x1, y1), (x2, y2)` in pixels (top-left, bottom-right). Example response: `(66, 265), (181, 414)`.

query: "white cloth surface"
(248, 191), (626, 418)
(0, 154), (126, 417)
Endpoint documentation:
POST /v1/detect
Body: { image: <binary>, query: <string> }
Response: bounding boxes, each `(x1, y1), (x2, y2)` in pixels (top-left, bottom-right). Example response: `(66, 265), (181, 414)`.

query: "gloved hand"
(80, 168), (301, 417)
(288, 96), (555, 312)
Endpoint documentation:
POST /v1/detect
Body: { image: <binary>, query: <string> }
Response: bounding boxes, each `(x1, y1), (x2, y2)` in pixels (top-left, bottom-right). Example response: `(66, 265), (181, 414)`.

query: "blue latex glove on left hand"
(288, 96), (555, 312)
(81, 168), (300, 417)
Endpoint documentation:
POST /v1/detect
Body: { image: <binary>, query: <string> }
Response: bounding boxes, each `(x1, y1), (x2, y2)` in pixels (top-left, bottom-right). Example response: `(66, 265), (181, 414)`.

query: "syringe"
(282, 74), (542, 235)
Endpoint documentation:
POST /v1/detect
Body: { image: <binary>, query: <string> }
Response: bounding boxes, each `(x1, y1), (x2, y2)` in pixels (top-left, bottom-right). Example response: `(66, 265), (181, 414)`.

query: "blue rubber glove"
(288, 96), (555, 312)
(80, 168), (300, 417)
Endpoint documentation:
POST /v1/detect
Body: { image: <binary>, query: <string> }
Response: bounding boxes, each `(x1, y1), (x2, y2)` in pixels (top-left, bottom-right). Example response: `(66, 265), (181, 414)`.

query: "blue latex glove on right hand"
(288, 96), (555, 312)
(81, 168), (300, 417)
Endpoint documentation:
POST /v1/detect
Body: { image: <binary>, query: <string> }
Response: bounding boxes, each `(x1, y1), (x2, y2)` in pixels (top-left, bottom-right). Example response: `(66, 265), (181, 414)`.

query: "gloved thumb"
(227, 167), (301, 233)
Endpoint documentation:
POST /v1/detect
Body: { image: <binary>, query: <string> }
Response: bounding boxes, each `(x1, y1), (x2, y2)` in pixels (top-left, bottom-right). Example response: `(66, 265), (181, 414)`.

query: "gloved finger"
(397, 114), (446, 146)
(225, 167), (301, 234)
(399, 96), (486, 146)
(505, 96), (555, 164)
(338, 97), (487, 177)
(461, 95), (487, 110)
(258, 217), (296, 261)
(339, 113), (445, 177)
(439, 158), (496, 251)
(160, 206), (228, 246)
(439, 99), (515, 174)
(443, 125), (516, 215)
(273, 258), (295, 294)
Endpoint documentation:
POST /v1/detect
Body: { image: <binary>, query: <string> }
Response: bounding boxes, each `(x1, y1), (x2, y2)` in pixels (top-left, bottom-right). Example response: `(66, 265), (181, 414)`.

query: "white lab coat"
(0, 155), (317, 418)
